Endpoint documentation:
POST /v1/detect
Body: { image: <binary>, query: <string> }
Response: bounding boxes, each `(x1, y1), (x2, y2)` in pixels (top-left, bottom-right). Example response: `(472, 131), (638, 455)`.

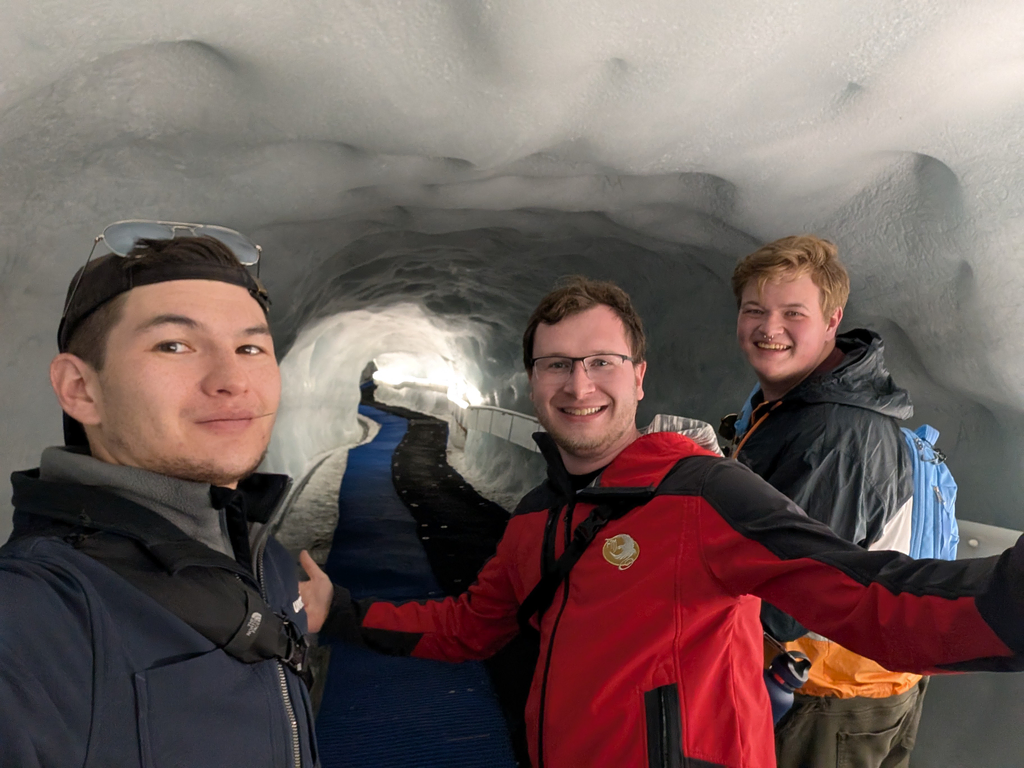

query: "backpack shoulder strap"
(901, 425), (959, 561)
(516, 451), (721, 630)
(516, 476), (681, 633)
(11, 479), (309, 678)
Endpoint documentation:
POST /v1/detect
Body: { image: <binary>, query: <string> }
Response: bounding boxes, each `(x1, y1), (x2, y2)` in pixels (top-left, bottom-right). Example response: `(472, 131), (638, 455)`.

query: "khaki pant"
(775, 678), (930, 768)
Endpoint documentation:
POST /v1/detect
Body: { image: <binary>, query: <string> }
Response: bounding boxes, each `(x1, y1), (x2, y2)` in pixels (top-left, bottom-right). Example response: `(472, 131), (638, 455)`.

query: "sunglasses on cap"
(98, 220), (261, 266)
(59, 219), (268, 352)
(62, 218), (263, 312)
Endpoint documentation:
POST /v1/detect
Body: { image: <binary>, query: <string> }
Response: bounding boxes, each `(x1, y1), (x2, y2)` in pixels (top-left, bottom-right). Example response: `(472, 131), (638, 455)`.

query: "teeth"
(755, 342), (789, 350)
(563, 407), (603, 416)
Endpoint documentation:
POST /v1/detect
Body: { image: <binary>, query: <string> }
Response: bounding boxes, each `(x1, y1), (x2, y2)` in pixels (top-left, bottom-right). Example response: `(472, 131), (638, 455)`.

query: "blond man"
(729, 235), (925, 768)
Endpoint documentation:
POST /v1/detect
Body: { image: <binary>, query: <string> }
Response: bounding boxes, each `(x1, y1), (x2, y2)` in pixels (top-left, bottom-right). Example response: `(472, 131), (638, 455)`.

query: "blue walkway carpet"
(323, 406), (442, 602)
(315, 404), (518, 768)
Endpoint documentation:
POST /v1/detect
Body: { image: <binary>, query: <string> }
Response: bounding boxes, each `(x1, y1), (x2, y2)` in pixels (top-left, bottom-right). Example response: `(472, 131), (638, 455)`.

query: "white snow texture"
(3, 3), (1024, 764)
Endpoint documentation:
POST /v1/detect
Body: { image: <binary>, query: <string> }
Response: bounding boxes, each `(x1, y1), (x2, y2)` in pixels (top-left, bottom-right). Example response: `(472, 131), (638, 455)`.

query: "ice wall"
(4, 4), (1024, 761)
(5, 3), (1024, 544)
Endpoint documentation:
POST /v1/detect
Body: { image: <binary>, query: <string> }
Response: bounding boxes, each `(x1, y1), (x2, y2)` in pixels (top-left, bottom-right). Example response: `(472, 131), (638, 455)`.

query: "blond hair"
(731, 235), (850, 317)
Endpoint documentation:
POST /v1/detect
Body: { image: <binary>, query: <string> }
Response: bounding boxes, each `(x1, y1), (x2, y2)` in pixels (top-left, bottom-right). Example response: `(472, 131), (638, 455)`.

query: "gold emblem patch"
(602, 534), (640, 570)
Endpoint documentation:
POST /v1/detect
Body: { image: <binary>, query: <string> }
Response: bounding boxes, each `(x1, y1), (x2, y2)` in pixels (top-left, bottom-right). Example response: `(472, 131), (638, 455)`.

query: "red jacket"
(326, 431), (1024, 768)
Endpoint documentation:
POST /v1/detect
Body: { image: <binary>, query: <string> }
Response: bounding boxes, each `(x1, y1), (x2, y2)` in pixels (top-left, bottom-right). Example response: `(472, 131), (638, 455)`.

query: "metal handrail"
(449, 401), (541, 452)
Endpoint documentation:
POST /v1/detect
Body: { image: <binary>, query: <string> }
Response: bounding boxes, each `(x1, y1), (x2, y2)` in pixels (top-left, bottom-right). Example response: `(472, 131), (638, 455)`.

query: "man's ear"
(634, 360), (647, 402)
(50, 353), (102, 426)
(826, 306), (843, 339)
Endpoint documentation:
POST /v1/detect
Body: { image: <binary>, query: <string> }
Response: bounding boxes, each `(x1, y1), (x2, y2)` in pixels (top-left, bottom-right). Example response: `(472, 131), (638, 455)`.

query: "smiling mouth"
(560, 406), (606, 416)
(754, 342), (791, 351)
(197, 413), (273, 425)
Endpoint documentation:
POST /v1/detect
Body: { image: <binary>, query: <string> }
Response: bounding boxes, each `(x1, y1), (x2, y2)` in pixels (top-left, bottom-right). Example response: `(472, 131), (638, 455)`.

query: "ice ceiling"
(5, 1), (1024, 536)
(4, 2), (1024, 762)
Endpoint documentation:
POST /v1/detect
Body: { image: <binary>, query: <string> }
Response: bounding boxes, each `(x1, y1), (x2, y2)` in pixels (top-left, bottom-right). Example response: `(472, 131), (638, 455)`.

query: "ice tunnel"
(3, 2), (1024, 766)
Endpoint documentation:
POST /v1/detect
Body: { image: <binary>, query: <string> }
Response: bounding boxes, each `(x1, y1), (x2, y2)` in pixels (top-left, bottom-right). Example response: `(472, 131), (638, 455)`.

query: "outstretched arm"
(694, 457), (1024, 673)
(298, 517), (529, 663)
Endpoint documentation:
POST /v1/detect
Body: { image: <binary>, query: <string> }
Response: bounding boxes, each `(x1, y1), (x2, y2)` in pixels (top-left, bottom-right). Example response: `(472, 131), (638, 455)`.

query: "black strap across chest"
(9, 473), (309, 678)
(516, 484), (658, 633)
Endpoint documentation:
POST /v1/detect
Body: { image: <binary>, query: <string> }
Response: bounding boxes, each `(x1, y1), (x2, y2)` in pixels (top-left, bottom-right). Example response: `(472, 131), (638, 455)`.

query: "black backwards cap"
(58, 242), (271, 448)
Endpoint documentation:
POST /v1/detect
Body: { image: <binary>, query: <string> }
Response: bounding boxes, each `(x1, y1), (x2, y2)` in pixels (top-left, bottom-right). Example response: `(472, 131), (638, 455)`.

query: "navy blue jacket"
(0, 471), (318, 768)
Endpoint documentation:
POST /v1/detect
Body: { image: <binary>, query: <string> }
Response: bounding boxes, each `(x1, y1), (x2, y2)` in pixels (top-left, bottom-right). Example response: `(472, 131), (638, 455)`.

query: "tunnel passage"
(314, 387), (535, 767)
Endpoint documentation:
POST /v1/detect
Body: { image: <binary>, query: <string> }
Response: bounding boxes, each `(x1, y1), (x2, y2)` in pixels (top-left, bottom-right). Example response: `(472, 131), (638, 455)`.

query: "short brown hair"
(65, 293), (129, 371)
(522, 276), (646, 370)
(64, 235), (254, 371)
(731, 235), (850, 317)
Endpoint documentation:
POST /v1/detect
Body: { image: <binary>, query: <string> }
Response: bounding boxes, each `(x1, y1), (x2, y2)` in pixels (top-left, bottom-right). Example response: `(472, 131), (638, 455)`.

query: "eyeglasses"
(62, 220), (263, 317)
(531, 354), (634, 381)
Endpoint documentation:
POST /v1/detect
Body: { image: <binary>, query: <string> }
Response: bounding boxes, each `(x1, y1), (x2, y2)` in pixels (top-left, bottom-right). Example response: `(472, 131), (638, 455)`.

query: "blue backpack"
(901, 425), (959, 561)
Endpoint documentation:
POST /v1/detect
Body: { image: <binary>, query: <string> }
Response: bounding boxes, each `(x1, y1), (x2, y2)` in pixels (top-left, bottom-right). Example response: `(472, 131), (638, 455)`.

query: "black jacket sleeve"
(319, 585), (423, 656)
(696, 458), (1024, 673)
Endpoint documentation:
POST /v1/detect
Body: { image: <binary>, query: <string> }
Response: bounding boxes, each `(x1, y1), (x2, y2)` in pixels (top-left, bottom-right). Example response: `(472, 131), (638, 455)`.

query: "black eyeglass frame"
(530, 353), (635, 378)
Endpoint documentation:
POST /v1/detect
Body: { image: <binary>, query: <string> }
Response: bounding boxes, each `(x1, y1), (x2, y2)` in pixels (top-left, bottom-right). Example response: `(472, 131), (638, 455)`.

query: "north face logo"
(245, 611), (263, 637)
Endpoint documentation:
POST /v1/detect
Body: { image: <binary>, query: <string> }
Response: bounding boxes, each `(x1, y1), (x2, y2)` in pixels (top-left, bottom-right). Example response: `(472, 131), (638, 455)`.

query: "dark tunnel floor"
(314, 389), (536, 767)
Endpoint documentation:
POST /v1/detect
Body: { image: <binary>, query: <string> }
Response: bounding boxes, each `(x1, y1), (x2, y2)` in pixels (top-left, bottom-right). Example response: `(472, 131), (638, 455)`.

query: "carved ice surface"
(3, 4), (1024, 762)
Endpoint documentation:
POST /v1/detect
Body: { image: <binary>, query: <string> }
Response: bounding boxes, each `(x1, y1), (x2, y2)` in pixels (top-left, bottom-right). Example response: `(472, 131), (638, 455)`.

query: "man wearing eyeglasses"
(299, 275), (1024, 768)
(0, 225), (318, 768)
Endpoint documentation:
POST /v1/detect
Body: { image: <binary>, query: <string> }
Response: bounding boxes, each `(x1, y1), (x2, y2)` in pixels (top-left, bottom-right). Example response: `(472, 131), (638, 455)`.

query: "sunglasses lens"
(194, 225), (260, 265)
(101, 220), (260, 265)
(102, 221), (175, 255)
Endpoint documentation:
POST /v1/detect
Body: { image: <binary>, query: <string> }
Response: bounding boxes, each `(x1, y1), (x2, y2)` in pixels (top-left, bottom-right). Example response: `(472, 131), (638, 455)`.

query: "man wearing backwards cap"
(0, 224), (318, 768)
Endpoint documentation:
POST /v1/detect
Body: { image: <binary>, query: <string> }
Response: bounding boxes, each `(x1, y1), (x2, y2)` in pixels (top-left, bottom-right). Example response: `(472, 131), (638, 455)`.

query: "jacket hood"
(786, 329), (913, 419)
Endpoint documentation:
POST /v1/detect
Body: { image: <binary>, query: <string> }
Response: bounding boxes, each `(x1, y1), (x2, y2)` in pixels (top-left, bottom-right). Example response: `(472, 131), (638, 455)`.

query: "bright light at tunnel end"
(447, 380), (485, 409)
(372, 367), (484, 409)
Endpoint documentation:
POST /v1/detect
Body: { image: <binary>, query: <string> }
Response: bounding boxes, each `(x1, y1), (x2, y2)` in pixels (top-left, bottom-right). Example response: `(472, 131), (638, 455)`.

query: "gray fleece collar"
(38, 446), (234, 558)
